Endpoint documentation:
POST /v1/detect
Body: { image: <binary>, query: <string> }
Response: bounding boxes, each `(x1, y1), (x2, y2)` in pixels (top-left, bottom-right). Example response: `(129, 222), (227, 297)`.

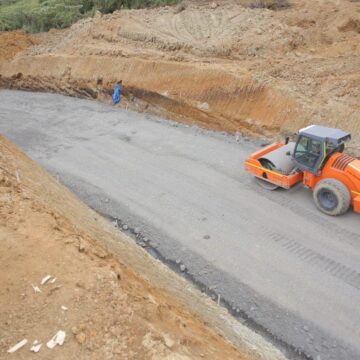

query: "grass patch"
(249, 0), (290, 9)
(0, 0), (178, 32)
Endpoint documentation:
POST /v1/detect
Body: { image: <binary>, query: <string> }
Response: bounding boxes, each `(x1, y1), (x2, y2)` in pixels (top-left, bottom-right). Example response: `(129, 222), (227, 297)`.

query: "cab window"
(294, 136), (322, 169)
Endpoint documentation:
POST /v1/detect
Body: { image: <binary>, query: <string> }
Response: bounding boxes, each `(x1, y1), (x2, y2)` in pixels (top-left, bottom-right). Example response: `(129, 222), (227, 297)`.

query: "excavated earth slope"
(0, 0), (359, 153)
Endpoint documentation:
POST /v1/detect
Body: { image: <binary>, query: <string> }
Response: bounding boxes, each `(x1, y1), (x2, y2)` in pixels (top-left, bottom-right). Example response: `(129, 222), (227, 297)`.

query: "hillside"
(1, 0), (360, 153)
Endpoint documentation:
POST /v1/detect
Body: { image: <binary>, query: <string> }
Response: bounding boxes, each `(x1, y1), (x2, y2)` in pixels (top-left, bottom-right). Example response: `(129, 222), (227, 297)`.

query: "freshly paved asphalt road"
(1, 90), (360, 360)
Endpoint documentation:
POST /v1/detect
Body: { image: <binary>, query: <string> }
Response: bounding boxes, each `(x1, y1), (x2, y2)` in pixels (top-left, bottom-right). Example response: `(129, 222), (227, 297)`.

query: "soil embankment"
(0, 0), (359, 152)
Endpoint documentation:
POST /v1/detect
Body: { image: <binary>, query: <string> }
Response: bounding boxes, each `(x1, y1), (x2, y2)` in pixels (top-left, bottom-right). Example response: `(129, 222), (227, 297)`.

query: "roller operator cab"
(244, 125), (360, 216)
(292, 125), (351, 175)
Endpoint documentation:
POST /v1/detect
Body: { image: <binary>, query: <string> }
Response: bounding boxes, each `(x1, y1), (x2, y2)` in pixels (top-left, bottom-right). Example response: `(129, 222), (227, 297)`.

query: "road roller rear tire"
(313, 179), (350, 216)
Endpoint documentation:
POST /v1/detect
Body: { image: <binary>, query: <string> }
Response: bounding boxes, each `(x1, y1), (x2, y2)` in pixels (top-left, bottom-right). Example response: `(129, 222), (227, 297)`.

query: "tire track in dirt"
(261, 226), (360, 291)
(253, 184), (360, 247)
(221, 187), (360, 292)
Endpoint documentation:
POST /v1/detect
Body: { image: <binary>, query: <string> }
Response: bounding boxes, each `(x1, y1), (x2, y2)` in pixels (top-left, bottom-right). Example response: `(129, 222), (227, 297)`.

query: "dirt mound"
(337, 17), (360, 33)
(0, 0), (360, 151)
(1, 135), (284, 359)
(0, 31), (39, 61)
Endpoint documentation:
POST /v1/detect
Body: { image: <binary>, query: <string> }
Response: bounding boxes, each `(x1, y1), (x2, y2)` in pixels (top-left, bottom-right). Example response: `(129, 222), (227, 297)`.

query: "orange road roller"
(244, 125), (360, 216)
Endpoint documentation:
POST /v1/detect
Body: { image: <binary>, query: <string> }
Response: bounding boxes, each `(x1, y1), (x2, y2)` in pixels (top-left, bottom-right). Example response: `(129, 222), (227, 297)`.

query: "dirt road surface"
(1, 90), (360, 360)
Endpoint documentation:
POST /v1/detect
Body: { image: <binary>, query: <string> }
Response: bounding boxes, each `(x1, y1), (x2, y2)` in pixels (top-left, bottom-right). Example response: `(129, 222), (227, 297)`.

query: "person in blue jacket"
(112, 80), (122, 105)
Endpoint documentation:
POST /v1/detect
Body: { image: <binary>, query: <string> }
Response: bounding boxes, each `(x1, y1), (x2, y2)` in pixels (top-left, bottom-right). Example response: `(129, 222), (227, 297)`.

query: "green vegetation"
(0, 0), (178, 32)
(249, 0), (289, 9)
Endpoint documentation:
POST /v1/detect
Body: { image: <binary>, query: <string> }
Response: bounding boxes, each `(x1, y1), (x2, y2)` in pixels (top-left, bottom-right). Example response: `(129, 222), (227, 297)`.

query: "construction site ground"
(1, 90), (360, 360)
(0, 131), (284, 360)
(1, 0), (360, 359)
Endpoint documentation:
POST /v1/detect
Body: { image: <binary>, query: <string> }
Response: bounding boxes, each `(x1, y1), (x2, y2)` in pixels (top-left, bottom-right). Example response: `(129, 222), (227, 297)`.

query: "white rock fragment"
(15, 170), (21, 183)
(162, 333), (175, 349)
(56, 331), (66, 345)
(61, 306), (68, 311)
(41, 275), (52, 285)
(49, 277), (57, 284)
(30, 343), (42, 353)
(180, 264), (186, 272)
(32, 285), (42, 293)
(197, 102), (209, 111)
(47, 330), (66, 349)
(7, 339), (28, 353)
(46, 339), (56, 349)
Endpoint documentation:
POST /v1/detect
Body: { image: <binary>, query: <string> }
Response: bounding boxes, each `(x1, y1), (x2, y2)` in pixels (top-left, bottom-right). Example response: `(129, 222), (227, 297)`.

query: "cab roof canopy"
(299, 125), (351, 145)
